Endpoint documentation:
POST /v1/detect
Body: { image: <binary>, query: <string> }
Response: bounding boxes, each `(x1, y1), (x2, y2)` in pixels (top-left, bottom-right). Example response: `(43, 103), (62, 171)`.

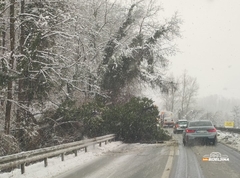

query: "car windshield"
(189, 121), (212, 127)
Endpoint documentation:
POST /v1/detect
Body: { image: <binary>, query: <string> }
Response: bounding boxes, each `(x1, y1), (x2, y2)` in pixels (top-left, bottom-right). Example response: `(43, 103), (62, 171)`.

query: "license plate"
(196, 130), (206, 133)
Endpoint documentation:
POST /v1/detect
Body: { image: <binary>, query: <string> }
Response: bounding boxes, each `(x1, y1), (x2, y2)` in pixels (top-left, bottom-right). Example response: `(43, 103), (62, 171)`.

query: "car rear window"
(189, 121), (212, 127)
(178, 121), (188, 125)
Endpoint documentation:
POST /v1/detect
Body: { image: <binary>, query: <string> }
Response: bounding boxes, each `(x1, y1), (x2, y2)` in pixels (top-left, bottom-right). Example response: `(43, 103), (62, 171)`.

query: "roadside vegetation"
(0, 0), (177, 155)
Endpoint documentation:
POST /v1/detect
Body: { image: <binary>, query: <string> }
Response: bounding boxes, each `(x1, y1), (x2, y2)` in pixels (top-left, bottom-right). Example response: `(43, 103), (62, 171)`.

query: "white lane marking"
(175, 147), (179, 156)
(161, 146), (174, 178)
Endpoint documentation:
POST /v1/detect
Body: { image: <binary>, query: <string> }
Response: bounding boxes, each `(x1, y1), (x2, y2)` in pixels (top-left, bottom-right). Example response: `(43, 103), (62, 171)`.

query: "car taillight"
(186, 129), (195, 133)
(207, 128), (216, 132)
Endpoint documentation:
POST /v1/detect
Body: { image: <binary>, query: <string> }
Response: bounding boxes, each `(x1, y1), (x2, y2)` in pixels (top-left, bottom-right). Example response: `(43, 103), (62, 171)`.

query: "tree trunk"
(16, 0), (25, 138)
(5, 0), (15, 134)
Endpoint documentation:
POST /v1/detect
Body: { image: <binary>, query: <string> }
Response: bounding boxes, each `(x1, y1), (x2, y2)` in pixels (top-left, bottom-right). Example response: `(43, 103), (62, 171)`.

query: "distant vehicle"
(159, 111), (174, 128)
(173, 120), (188, 134)
(182, 120), (217, 146)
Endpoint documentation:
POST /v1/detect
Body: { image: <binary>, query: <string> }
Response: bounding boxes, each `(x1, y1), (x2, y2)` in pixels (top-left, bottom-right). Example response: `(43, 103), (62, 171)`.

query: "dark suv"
(173, 120), (188, 134)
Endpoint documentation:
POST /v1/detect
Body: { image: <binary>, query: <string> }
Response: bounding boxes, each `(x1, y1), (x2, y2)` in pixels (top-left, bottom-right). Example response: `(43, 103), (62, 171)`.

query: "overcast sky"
(159, 0), (240, 99)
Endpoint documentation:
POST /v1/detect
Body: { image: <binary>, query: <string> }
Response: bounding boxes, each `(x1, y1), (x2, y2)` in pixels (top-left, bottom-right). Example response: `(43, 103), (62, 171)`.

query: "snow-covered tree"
(99, 0), (181, 103)
(0, 0), (181, 151)
(160, 71), (199, 120)
(178, 71), (199, 118)
(160, 74), (180, 112)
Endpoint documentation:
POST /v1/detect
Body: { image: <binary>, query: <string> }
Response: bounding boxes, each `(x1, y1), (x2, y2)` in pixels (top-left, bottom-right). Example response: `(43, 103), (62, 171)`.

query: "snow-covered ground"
(0, 141), (124, 178)
(217, 130), (240, 151)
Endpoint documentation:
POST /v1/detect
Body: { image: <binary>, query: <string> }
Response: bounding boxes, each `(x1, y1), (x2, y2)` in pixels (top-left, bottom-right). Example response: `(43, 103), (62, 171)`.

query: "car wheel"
(212, 138), (217, 146)
(183, 139), (186, 146)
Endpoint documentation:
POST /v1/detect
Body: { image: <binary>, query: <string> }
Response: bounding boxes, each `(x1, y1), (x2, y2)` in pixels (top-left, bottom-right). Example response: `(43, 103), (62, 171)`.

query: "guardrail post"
(85, 146), (87, 152)
(74, 150), (77, 156)
(61, 153), (64, 161)
(21, 163), (25, 174)
(99, 142), (102, 147)
(44, 158), (48, 167)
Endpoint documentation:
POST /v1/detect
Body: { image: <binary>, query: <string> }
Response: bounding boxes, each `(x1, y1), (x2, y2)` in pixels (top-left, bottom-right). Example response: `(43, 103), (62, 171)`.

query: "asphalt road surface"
(55, 129), (240, 178)
(171, 134), (240, 178)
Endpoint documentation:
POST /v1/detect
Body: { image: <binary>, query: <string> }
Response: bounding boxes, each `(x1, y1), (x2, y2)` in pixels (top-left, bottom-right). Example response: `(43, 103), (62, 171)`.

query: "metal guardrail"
(0, 134), (115, 174)
(216, 127), (240, 134)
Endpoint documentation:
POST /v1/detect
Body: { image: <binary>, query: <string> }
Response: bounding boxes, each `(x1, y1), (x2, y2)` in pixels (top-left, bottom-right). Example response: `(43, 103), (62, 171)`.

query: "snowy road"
(54, 143), (173, 178)
(171, 132), (240, 178)
(55, 130), (240, 178)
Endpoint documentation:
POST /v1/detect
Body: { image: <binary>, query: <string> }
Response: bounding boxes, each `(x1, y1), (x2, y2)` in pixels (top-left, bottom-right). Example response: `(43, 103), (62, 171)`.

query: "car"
(173, 120), (188, 134)
(182, 120), (217, 146)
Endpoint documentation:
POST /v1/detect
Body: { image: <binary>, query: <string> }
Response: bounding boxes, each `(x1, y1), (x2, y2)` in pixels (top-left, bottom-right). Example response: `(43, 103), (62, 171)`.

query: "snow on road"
(1, 131), (239, 178)
(1, 141), (124, 178)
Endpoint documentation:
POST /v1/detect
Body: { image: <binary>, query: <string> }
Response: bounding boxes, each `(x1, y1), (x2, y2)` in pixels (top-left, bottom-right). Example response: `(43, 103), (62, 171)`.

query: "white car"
(173, 120), (188, 134)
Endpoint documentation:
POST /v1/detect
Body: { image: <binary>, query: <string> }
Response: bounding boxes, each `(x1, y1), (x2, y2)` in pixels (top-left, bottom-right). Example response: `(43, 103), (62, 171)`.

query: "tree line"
(0, 0), (180, 153)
